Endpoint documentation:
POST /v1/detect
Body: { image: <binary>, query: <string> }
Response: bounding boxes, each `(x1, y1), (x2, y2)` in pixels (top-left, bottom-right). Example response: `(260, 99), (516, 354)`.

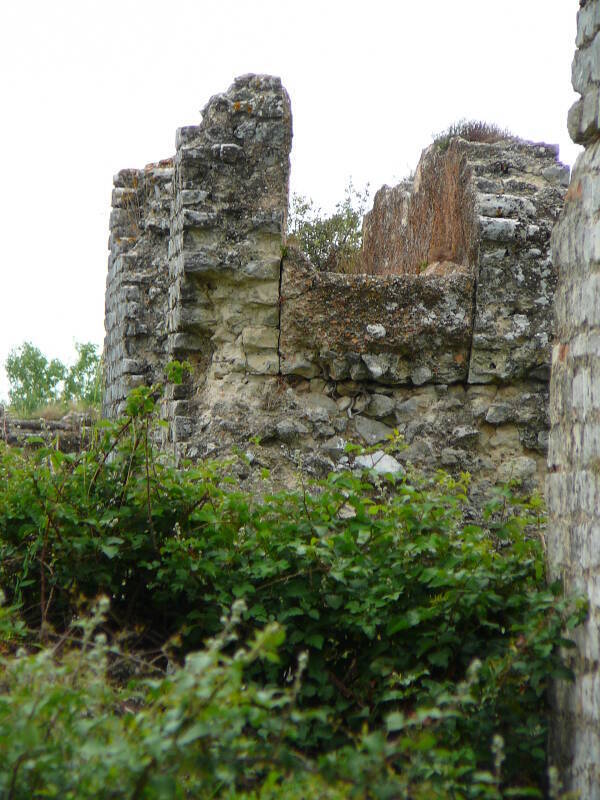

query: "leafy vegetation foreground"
(0, 385), (585, 798)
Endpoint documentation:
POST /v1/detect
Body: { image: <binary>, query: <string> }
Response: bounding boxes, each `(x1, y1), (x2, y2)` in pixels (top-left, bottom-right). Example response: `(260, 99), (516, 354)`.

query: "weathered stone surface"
(466, 139), (566, 384)
(355, 451), (403, 474)
(103, 161), (173, 417)
(361, 182), (413, 276)
(362, 141), (479, 278)
(365, 393), (396, 419)
(359, 136), (566, 386)
(280, 248), (474, 386)
(547, 3), (600, 795)
(353, 415), (394, 446)
(102, 74), (559, 511)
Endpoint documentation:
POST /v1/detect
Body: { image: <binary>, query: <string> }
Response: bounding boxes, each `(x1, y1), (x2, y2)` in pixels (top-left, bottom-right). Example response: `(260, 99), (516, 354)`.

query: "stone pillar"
(103, 162), (173, 417)
(547, 1), (600, 794)
(165, 74), (292, 454)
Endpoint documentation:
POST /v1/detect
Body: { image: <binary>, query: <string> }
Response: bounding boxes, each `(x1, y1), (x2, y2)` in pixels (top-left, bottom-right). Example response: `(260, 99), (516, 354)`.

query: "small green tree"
(5, 341), (102, 415)
(5, 342), (66, 415)
(63, 342), (102, 406)
(288, 181), (369, 272)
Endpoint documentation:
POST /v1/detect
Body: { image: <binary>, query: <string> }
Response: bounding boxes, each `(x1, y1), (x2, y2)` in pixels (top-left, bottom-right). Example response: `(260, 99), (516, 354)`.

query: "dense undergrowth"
(0, 382), (586, 798)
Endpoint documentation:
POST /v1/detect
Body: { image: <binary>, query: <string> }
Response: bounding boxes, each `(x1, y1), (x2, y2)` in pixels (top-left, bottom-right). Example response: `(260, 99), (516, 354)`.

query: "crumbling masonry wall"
(547, 1), (600, 795)
(104, 74), (291, 432)
(289, 138), (567, 387)
(164, 76), (291, 448)
(103, 75), (566, 500)
(103, 162), (172, 417)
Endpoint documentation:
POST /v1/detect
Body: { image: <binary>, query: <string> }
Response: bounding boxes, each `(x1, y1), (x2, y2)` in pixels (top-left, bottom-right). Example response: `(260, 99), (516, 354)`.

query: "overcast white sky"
(0, 0), (581, 401)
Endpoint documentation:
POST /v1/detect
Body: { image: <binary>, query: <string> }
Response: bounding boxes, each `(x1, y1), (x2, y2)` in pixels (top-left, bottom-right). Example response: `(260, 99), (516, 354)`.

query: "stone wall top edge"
(232, 73), (284, 89)
(446, 136), (562, 159)
(200, 73), (289, 115)
(283, 246), (472, 289)
(112, 158), (174, 187)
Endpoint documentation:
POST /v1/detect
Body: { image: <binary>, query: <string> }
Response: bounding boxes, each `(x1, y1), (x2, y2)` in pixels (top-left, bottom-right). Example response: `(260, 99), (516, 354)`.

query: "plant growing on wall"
(432, 119), (512, 152)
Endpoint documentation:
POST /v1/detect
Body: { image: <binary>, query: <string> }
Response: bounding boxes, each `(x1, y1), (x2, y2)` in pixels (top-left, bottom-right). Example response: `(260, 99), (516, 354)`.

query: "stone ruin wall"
(547, 0), (600, 794)
(104, 162), (172, 417)
(103, 74), (567, 503)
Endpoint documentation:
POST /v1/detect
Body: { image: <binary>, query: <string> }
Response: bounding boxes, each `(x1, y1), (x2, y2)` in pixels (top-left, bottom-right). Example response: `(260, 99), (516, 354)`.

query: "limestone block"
(353, 415), (395, 445)
(242, 326), (279, 351)
(275, 419), (310, 442)
(355, 452), (403, 474)
(497, 456), (537, 484)
(280, 352), (320, 378)
(569, 87), (600, 144)
(572, 31), (600, 95)
(394, 397), (420, 423)
(212, 341), (247, 375)
(411, 365), (433, 386)
(246, 351), (279, 375)
(173, 416), (194, 441)
(476, 194), (536, 219)
(478, 216), (522, 241)
(322, 435), (347, 457)
(243, 281), (279, 306)
(577, 1), (600, 48)
(240, 258), (281, 281)
(452, 425), (479, 444)
(299, 393), (338, 415)
(366, 394), (396, 419)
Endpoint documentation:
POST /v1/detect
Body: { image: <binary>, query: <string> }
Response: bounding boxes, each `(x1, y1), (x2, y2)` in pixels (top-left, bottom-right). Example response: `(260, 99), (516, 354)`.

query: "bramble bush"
(0, 377), (587, 798)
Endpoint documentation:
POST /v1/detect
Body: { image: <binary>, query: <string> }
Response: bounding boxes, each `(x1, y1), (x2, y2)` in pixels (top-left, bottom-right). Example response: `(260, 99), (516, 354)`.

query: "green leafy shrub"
(5, 342), (67, 414)
(287, 181), (369, 273)
(0, 598), (332, 799)
(62, 341), (102, 406)
(0, 386), (586, 796)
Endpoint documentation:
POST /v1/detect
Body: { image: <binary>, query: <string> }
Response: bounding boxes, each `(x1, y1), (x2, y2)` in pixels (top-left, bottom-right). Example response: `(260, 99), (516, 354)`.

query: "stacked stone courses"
(547, 1), (600, 795)
(104, 162), (172, 417)
(163, 75), (292, 449)
(104, 74), (566, 499)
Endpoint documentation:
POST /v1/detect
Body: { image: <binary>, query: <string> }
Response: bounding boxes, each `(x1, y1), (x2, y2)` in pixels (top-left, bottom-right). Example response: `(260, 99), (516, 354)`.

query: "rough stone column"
(547, 1), (600, 794)
(467, 140), (568, 385)
(103, 162), (173, 417)
(165, 74), (292, 454)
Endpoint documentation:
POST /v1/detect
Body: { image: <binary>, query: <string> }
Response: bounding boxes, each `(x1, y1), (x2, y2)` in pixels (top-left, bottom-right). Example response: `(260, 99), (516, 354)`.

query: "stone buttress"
(164, 75), (291, 455)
